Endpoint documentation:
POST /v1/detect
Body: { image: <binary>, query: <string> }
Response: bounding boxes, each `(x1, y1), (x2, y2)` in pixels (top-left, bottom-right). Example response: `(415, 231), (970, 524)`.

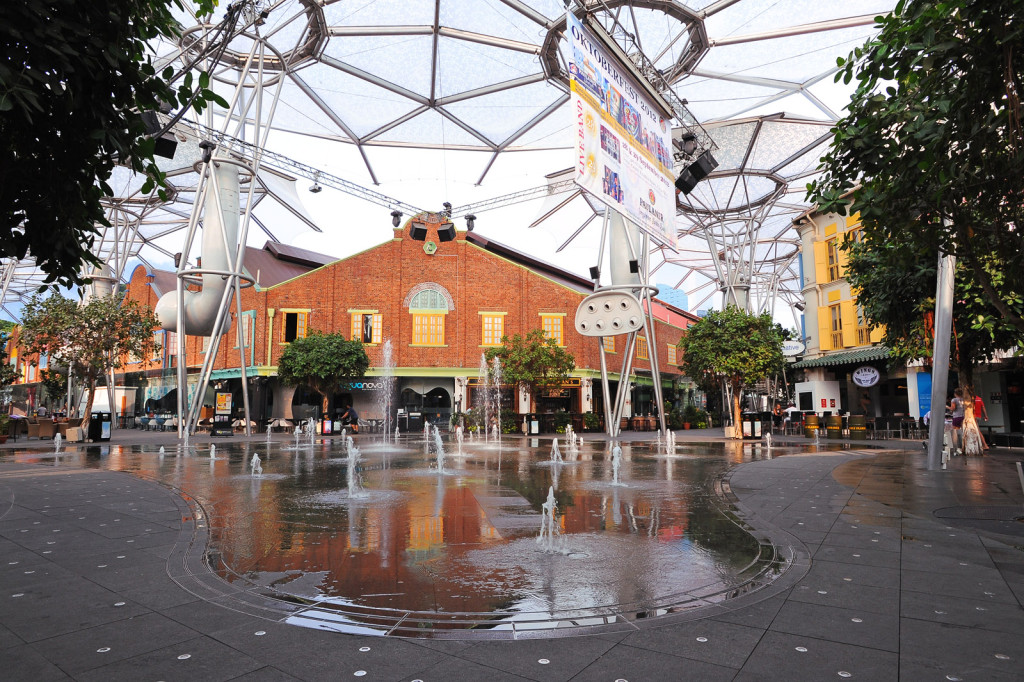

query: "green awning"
(791, 346), (890, 369)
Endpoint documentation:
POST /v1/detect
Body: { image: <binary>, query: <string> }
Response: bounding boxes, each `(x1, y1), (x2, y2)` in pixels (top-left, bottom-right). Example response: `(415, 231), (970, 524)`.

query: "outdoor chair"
(26, 418), (40, 439)
(873, 417), (899, 440)
(37, 419), (57, 439)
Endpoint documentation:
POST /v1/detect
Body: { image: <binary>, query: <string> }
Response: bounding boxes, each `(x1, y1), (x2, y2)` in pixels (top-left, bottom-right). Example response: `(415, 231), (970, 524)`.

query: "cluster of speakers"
(409, 222), (456, 242)
(674, 149), (718, 195)
(574, 291), (644, 337)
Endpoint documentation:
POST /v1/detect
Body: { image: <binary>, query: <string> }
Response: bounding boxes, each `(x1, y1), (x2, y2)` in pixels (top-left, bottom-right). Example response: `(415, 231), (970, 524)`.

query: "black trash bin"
(89, 412), (112, 442)
(741, 412), (764, 439)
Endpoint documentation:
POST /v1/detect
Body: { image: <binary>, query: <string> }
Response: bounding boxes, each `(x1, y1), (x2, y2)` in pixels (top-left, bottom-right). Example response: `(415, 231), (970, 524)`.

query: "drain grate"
(934, 506), (1024, 521)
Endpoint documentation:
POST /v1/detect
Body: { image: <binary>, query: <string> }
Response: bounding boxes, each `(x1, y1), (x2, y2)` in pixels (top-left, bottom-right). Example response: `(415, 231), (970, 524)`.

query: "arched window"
(409, 289), (449, 311)
(407, 284), (451, 346)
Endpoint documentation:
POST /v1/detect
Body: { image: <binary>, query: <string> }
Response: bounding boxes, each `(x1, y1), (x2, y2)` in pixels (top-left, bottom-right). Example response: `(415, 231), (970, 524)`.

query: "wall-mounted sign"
(781, 340), (805, 357)
(852, 366), (880, 387)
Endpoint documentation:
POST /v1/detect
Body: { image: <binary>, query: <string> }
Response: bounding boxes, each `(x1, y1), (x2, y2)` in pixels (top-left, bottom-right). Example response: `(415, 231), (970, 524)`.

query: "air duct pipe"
(155, 162), (239, 335)
(607, 211), (642, 287)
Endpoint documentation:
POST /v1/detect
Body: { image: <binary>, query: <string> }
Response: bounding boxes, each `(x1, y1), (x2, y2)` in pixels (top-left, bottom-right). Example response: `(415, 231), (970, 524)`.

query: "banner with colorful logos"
(568, 13), (676, 248)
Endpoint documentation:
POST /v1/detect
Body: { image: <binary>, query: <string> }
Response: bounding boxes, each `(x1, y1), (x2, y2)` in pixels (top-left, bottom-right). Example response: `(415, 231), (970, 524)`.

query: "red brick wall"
(122, 226), (694, 377)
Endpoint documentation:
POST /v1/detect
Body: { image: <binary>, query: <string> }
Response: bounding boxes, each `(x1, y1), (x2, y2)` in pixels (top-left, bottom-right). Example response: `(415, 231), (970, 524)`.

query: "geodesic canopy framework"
(660, 113), (834, 320)
(1, 0), (896, 316)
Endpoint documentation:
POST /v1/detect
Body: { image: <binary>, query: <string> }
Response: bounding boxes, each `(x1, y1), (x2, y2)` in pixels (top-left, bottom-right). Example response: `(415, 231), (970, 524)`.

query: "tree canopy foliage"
(485, 329), (576, 401)
(0, 328), (17, 396)
(0, 0), (224, 289)
(277, 332), (370, 413)
(846, 225), (1023, 454)
(20, 293), (159, 423)
(809, 0), (1024, 334)
(677, 307), (784, 438)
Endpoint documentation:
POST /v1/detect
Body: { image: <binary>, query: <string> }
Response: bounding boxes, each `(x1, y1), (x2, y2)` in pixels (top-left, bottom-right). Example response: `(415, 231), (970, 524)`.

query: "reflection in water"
(2, 436), (819, 629)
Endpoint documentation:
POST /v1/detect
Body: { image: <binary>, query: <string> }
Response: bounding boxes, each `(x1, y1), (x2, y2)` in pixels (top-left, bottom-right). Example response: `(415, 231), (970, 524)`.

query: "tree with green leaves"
(811, 1), (1024, 331)
(277, 332), (370, 417)
(1, 0), (226, 289)
(677, 307), (785, 439)
(20, 293), (159, 424)
(0, 327), (17, 401)
(845, 228), (1023, 454)
(485, 329), (576, 413)
(810, 0), (1024, 452)
(38, 368), (69, 410)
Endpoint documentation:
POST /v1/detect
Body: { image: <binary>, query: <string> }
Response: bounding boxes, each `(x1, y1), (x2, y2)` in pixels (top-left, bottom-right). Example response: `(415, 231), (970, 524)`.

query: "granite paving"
(1, 429), (1023, 680)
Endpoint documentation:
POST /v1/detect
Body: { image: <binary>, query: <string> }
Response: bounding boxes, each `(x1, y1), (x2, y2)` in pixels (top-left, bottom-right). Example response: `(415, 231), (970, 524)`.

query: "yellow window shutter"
(837, 232), (850, 279)
(813, 241), (829, 284)
(840, 300), (857, 347)
(817, 307), (833, 351)
(870, 324), (885, 343)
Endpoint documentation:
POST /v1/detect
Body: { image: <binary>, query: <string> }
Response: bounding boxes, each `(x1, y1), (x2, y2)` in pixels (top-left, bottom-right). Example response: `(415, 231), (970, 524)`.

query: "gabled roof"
(466, 231), (697, 325)
(465, 232), (593, 294)
(146, 241), (338, 295)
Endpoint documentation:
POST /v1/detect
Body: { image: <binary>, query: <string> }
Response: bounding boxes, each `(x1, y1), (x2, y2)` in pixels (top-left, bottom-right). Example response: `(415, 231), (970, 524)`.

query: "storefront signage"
(467, 377), (581, 388)
(348, 381), (386, 390)
(852, 366), (880, 387)
(781, 340), (805, 357)
(568, 13), (675, 247)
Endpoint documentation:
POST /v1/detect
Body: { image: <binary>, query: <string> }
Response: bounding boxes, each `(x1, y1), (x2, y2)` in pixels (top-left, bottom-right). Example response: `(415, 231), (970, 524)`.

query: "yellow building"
(792, 206), (905, 418)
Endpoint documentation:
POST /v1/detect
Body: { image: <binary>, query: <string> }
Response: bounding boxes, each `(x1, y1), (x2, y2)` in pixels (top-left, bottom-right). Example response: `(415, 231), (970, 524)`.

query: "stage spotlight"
(465, 214), (476, 231)
(391, 210), (403, 228)
(309, 171), (322, 193)
(673, 132), (697, 157)
(442, 201), (452, 217)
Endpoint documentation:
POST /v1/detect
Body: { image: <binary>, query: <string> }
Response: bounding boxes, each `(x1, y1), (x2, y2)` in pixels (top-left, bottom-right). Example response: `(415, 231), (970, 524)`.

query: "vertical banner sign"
(568, 14), (676, 248)
(216, 392), (232, 415)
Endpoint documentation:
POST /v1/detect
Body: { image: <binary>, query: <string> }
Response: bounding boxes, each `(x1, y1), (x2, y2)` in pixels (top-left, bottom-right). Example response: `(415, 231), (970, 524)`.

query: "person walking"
(974, 393), (990, 451)
(948, 388), (965, 455)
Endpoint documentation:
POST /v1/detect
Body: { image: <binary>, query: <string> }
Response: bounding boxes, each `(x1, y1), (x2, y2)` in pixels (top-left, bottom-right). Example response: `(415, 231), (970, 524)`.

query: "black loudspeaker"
(409, 223), (428, 240)
(589, 266), (601, 280)
(140, 111), (178, 160)
(689, 150), (719, 181)
(674, 150), (719, 195)
(675, 168), (698, 194)
(437, 223), (456, 242)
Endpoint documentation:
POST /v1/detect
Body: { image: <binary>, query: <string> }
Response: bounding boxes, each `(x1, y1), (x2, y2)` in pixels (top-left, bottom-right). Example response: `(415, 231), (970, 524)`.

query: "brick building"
(12, 215), (698, 429)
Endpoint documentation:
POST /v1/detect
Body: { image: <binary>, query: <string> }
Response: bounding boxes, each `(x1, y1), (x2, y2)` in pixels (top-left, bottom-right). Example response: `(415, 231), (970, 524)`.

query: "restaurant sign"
(852, 366), (880, 387)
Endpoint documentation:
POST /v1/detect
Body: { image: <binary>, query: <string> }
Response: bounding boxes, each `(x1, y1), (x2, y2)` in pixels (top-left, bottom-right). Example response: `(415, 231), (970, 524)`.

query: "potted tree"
(682, 404), (698, 430)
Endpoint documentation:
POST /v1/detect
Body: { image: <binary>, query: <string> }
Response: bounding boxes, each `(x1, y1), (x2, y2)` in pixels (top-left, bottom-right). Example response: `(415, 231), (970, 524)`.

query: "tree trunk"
(958, 367), (984, 456)
(731, 387), (743, 440)
(81, 377), (97, 427)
